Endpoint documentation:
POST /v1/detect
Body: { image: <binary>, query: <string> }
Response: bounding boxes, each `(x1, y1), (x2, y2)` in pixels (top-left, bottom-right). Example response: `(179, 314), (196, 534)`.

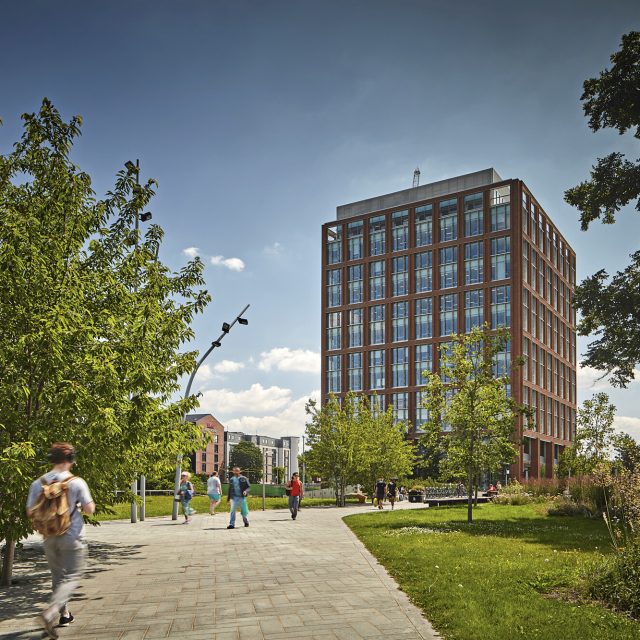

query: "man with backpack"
(26, 442), (94, 639)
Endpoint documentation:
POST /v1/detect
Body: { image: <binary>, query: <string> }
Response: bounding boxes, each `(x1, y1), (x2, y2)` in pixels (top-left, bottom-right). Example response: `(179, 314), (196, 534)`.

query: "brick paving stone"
(0, 502), (439, 639)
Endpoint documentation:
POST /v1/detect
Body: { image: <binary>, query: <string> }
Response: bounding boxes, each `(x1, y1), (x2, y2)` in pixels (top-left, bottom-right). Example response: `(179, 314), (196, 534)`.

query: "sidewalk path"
(0, 502), (439, 640)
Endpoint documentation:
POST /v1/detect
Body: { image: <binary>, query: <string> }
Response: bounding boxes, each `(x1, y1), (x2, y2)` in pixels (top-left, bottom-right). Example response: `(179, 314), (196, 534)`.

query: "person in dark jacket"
(227, 466), (251, 529)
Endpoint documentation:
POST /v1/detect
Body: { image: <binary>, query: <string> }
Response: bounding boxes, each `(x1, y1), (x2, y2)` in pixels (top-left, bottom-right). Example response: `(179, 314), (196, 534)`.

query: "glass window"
(327, 268), (341, 307)
(369, 215), (386, 256)
(415, 251), (433, 293)
(392, 255), (408, 297)
(369, 305), (385, 345)
(327, 355), (341, 393)
(415, 297), (433, 339)
(369, 260), (385, 300)
(415, 344), (433, 384)
(369, 350), (385, 390)
(439, 342), (454, 382)
(490, 203), (510, 231)
(490, 236), (511, 281)
(523, 289), (529, 333)
(464, 289), (484, 333)
(491, 285), (511, 328)
(392, 210), (408, 251)
(415, 391), (430, 430)
(464, 193), (483, 237)
(392, 347), (409, 388)
(347, 221), (363, 260)
(439, 294), (458, 336)
(327, 311), (341, 350)
(392, 392), (408, 422)
(370, 394), (384, 414)
(348, 308), (363, 348)
(348, 265), (363, 304)
(439, 246), (458, 289)
(493, 338), (511, 378)
(464, 241), (483, 285)
(523, 240), (530, 284)
(348, 352), (363, 391)
(392, 301), (408, 342)
(326, 225), (342, 264)
(439, 198), (458, 242)
(415, 204), (433, 246)
(490, 185), (510, 206)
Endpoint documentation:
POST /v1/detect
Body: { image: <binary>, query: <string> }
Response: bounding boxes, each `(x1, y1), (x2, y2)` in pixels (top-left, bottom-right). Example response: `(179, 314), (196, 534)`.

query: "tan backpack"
(29, 476), (76, 538)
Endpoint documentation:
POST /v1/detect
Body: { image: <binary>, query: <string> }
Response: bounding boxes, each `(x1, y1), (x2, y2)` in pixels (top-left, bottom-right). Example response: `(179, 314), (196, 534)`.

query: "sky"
(1, 0), (639, 440)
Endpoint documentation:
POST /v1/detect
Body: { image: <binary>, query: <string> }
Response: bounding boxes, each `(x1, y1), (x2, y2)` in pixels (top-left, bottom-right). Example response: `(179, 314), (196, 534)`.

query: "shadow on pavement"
(0, 540), (144, 626)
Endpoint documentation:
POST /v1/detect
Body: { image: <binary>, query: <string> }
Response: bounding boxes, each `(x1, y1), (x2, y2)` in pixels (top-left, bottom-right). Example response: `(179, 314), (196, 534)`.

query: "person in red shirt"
(286, 472), (304, 520)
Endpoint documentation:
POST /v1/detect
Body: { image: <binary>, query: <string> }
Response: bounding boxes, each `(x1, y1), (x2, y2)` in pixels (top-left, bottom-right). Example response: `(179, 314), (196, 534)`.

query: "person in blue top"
(227, 466), (250, 529)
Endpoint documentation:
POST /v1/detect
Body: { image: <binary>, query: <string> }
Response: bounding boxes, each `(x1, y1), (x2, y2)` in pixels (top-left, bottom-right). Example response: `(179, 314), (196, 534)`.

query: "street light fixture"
(171, 304), (251, 520)
(140, 211), (153, 222)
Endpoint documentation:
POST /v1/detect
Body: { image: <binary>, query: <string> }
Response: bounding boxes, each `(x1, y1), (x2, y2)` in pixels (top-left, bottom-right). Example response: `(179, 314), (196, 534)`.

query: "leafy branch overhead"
(564, 31), (640, 386)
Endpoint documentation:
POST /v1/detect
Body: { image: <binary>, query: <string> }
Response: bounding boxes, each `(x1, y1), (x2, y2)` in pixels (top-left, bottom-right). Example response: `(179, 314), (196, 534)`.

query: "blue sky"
(1, 1), (639, 439)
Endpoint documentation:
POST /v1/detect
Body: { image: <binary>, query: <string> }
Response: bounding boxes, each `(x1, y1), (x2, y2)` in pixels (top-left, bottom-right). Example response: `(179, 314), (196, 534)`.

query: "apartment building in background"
(224, 432), (300, 483)
(321, 168), (577, 481)
(186, 413), (225, 475)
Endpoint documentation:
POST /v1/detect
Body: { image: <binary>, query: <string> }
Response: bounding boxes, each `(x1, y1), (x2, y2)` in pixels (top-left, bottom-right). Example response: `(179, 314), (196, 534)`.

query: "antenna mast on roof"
(413, 167), (421, 188)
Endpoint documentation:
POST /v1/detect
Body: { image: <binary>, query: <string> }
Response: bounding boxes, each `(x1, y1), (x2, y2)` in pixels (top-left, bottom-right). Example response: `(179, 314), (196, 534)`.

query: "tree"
(352, 399), (416, 497)
(228, 440), (263, 483)
(305, 393), (415, 506)
(0, 100), (210, 585)
(305, 394), (364, 506)
(273, 466), (285, 484)
(420, 326), (530, 523)
(612, 432), (640, 473)
(558, 393), (617, 477)
(564, 31), (640, 387)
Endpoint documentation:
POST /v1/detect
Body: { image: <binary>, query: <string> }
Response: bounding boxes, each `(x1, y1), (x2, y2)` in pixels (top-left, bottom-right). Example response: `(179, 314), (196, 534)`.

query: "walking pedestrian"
(178, 472), (195, 524)
(375, 476), (386, 510)
(207, 470), (222, 515)
(387, 478), (398, 510)
(286, 472), (304, 520)
(227, 466), (250, 529)
(26, 442), (95, 639)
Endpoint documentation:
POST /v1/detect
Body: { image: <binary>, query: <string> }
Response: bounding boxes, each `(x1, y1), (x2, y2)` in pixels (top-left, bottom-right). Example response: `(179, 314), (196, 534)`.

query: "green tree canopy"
(558, 393), (618, 477)
(228, 440), (263, 483)
(420, 326), (530, 523)
(305, 392), (415, 506)
(564, 31), (640, 386)
(0, 100), (210, 585)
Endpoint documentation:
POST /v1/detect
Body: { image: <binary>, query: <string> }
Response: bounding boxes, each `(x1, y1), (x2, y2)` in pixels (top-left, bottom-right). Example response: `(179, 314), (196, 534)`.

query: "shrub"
(521, 478), (564, 497)
(493, 492), (531, 506)
(547, 497), (596, 517)
(589, 540), (640, 619)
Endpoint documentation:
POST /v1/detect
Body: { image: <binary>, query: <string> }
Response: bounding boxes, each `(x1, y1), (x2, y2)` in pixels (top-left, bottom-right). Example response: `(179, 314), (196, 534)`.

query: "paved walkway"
(0, 502), (439, 640)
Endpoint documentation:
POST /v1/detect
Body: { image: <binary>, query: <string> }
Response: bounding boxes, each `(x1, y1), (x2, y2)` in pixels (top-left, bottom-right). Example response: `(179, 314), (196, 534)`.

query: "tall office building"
(321, 168), (577, 480)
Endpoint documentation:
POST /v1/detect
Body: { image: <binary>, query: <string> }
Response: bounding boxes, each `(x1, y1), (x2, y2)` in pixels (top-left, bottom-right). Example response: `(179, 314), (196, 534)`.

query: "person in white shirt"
(207, 470), (222, 515)
(26, 442), (95, 639)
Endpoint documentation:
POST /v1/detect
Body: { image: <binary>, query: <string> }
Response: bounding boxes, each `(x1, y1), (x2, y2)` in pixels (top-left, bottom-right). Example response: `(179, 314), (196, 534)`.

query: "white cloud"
(576, 365), (614, 393)
(613, 416), (640, 442)
(210, 255), (245, 272)
(198, 383), (292, 416)
(258, 347), (321, 374)
(213, 359), (245, 374)
(225, 390), (321, 438)
(194, 363), (214, 385)
(263, 242), (283, 258)
(182, 247), (200, 258)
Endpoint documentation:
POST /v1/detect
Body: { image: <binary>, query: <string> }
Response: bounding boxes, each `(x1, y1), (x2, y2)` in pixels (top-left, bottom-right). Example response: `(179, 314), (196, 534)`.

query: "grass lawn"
(96, 494), (352, 520)
(345, 503), (640, 640)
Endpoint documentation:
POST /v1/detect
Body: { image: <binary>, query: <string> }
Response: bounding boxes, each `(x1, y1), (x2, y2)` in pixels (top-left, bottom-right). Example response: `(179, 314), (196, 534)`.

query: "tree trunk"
(467, 469), (474, 524)
(1, 539), (16, 587)
(474, 476), (478, 507)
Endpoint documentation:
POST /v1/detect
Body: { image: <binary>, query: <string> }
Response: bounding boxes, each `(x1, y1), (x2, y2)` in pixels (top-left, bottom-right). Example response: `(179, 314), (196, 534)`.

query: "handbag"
(285, 488), (292, 496)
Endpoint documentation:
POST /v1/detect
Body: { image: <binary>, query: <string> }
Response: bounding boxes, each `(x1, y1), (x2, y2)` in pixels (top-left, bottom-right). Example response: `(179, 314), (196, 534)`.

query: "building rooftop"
(336, 168), (503, 221)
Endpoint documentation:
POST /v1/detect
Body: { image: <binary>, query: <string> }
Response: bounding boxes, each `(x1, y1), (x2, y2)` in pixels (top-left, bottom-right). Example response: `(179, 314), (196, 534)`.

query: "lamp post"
(171, 304), (250, 520)
(262, 449), (267, 512)
(125, 159), (153, 524)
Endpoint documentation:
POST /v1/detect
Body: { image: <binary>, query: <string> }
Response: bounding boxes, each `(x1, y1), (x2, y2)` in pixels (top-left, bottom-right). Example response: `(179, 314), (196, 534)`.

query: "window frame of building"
(415, 204), (433, 246)
(439, 245), (458, 289)
(464, 241), (483, 285)
(415, 250), (433, 293)
(439, 293), (458, 337)
(347, 220), (363, 261)
(439, 198), (458, 242)
(369, 215), (386, 256)
(464, 289), (484, 333)
(327, 311), (341, 350)
(392, 210), (409, 252)
(415, 297), (433, 339)
(348, 307), (363, 347)
(490, 236), (511, 281)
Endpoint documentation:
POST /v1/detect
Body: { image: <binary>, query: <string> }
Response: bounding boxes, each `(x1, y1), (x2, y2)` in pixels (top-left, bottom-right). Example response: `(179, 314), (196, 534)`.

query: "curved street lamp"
(171, 304), (250, 520)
